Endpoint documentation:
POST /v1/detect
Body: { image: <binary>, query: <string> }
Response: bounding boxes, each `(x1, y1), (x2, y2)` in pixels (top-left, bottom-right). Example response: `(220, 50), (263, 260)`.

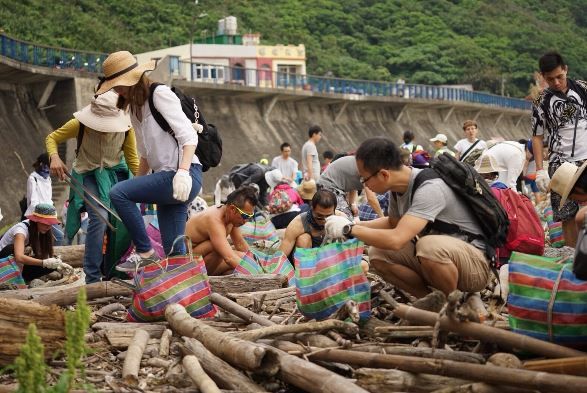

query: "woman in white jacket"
(95, 51), (201, 270)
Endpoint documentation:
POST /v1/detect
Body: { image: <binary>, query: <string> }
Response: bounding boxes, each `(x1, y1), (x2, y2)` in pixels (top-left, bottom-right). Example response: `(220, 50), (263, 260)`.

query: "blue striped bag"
(508, 252), (587, 347)
(239, 214), (279, 245)
(294, 239), (370, 321)
(234, 249), (295, 286)
(0, 256), (26, 289)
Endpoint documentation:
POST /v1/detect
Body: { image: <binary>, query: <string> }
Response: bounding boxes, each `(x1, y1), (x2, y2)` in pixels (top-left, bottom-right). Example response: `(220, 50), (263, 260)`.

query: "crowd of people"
(0, 50), (584, 310)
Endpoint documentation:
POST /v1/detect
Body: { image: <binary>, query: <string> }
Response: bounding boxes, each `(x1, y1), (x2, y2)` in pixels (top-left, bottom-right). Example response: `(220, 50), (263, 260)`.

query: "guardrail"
(0, 33), (108, 73)
(178, 61), (531, 111)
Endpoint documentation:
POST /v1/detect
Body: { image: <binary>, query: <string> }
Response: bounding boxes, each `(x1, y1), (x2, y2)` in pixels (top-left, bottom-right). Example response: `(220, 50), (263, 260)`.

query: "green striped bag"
(508, 252), (587, 347)
(234, 249), (295, 286)
(239, 214), (279, 245)
(0, 256), (26, 289)
(294, 239), (370, 321)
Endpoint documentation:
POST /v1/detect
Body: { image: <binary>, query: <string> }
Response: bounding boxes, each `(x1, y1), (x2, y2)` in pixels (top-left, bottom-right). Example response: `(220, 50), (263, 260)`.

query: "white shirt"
(25, 172), (53, 216)
(271, 156), (298, 180)
(131, 85), (199, 173)
(0, 220), (30, 252)
(454, 139), (487, 158)
(481, 142), (526, 189)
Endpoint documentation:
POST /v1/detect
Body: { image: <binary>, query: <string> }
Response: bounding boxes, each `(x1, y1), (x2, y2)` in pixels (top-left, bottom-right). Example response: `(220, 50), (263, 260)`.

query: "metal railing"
(178, 61), (531, 111)
(0, 33), (108, 73)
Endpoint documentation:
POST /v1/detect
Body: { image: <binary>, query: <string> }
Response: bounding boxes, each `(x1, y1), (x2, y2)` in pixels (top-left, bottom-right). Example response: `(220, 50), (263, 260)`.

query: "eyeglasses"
(360, 170), (380, 185)
(231, 204), (254, 220)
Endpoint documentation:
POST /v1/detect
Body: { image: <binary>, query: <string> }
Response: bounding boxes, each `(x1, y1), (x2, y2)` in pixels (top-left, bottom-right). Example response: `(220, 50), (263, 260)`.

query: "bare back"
(185, 205), (234, 246)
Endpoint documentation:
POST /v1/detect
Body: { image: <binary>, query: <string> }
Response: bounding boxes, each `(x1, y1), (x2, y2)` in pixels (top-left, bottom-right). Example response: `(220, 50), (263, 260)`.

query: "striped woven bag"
(127, 237), (216, 322)
(239, 214), (279, 245)
(0, 256), (26, 289)
(508, 251), (587, 347)
(234, 249), (295, 286)
(294, 238), (371, 321)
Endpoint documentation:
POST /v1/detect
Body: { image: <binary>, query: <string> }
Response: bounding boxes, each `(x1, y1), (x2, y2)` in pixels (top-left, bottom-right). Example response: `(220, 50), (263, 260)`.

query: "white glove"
(42, 257), (73, 273)
(173, 169), (192, 202)
(536, 169), (550, 193)
(325, 215), (352, 239)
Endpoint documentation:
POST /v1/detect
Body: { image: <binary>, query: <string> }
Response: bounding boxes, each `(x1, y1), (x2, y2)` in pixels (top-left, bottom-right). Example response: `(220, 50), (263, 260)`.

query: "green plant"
(13, 287), (92, 392)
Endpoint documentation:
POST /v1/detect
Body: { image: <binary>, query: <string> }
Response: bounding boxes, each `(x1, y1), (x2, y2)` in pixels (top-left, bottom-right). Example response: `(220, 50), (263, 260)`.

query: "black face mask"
(306, 210), (325, 230)
(403, 138), (412, 144)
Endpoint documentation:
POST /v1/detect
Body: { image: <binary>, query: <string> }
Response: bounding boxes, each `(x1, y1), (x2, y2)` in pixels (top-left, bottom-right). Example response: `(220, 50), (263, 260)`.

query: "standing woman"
(0, 203), (72, 281)
(95, 51), (201, 269)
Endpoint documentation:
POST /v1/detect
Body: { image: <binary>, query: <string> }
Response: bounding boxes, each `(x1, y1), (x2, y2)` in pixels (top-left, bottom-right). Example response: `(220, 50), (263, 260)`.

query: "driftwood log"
(165, 303), (278, 374)
(182, 337), (266, 392)
(211, 292), (275, 327)
(182, 355), (222, 393)
(0, 298), (65, 365)
(236, 319), (358, 342)
(354, 367), (471, 393)
(302, 347), (587, 393)
(381, 291), (585, 359)
(53, 244), (85, 267)
(523, 356), (587, 376)
(121, 329), (150, 386)
(0, 274), (287, 306)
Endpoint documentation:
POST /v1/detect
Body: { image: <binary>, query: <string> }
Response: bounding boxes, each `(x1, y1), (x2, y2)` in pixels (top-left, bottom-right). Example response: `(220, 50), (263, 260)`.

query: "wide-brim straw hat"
(265, 168), (284, 189)
(26, 203), (60, 226)
(95, 51), (156, 96)
(297, 179), (317, 200)
(551, 161), (587, 206)
(475, 154), (503, 174)
(73, 91), (131, 133)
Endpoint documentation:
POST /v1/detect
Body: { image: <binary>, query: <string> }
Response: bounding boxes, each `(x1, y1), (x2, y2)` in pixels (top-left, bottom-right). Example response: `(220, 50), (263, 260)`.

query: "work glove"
(173, 169), (192, 202)
(325, 215), (352, 239)
(42, 257), (73, 274)
(535, 169), (550, 193)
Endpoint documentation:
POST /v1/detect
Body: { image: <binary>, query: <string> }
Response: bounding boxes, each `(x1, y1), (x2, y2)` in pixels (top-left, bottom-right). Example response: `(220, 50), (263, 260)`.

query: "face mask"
(37, 165), (50, 179)
(306, 210), (325, 230)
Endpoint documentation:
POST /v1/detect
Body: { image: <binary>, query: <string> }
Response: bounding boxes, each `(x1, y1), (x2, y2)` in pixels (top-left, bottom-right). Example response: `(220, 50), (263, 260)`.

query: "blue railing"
(0, 33), (108, 73)
(180, 61), (531, 111)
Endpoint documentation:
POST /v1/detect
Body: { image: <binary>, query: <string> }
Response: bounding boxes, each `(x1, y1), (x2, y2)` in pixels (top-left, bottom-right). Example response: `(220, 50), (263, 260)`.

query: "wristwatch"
(342, 223), (355, 238)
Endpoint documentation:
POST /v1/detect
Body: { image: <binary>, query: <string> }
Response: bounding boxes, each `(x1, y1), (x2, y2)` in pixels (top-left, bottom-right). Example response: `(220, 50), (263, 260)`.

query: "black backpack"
(148, 83), (222, 172)
(408, 153), (509, 264)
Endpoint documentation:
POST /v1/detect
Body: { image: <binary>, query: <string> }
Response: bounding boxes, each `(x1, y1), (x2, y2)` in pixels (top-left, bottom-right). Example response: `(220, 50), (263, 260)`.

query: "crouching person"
(185, 186), (257, 275)
(325, 137), (490, 298)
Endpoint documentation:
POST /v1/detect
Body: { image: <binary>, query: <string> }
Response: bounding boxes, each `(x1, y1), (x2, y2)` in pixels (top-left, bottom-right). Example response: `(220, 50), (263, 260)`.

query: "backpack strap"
(459, 139), (480, 162)
(148, 82), (173, 134)
(75, 123), (85, 156)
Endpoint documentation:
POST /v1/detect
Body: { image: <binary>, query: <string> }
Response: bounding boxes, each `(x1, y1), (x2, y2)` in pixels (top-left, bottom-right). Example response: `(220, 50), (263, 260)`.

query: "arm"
(46, 119), (79, 180)
(137, 157), (150, 177)
(278, 221), (300, 256)
(532, 135), (545, 170)
(364, 187), (384, 218)
(305, 154), (314, 180)
(122, 129), (140, 176)
(351, 214), (428, 250)
(356, 215), (395, 229)
(576, 206), (587, 230)
(208, 225), (242, 268)
(229, 227), (250, 253)
(12, 234), (43, 266)
(348, 190), (359, 216)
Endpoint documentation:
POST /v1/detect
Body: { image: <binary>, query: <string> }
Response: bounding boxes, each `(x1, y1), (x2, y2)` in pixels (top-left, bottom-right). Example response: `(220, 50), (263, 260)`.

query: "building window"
(169, 56), (180, 75)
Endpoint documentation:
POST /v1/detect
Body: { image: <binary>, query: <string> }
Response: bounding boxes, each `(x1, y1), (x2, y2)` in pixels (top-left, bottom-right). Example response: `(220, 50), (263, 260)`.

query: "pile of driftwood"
(0, 245), (586, 392)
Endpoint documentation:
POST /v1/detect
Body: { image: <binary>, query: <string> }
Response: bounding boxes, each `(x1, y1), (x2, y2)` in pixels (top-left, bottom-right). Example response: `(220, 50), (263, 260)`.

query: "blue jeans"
(83, 174), (109, 284)
(110, 165), (201, 256)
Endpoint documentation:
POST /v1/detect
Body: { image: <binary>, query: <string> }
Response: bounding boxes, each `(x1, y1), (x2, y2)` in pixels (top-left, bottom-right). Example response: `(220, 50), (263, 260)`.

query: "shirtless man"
(279, 189), (337, 256)
(185, 186), (257, 275)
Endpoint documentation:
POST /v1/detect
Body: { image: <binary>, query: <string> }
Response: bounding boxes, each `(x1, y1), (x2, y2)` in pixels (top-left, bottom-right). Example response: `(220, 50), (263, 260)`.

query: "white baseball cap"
(430, 133), (448, 143)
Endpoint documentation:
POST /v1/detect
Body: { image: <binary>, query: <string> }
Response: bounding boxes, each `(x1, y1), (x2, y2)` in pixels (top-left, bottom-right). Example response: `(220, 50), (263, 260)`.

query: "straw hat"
(73, 91), (131, 133)
(551, 161), (587, 206)
(297, 179), (317, 200)
(265, 168), (284, 189)
(430, 133), (448, 143)
(26, 203), (60, 226)
(95, 51), (156, 95)
(475, 154), (503, 174)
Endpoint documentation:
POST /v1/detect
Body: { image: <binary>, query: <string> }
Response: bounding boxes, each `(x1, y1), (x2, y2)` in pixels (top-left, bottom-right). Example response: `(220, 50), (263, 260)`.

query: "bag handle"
(546, 266), (566, 342)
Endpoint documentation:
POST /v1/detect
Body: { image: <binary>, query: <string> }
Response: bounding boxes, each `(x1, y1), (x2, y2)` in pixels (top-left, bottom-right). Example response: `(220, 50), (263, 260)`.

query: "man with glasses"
(531, 51), (587, 247)
(279, 189), (338, 258)
(185, 186), (257, 275)
(325, 137), (490, 298)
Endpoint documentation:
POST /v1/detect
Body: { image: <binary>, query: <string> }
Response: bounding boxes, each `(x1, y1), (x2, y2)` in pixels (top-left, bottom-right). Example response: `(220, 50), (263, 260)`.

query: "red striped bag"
(0, 256), (26, 289)
(234, 249), (295, 286)
(127, 237), (216, 322)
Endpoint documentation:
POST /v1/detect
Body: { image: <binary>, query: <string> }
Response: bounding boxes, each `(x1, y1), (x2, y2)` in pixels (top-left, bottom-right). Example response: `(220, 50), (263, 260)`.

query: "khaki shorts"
(368, 235), (490, 292)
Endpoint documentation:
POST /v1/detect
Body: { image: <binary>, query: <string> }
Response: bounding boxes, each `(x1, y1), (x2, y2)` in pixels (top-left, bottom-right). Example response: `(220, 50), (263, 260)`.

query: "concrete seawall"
(0, 78), (530, 223)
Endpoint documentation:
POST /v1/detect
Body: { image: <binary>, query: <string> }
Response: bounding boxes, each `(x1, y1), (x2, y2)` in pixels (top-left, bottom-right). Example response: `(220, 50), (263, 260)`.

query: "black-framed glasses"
(231, 204), (254, 220)
(360, 170), (380, 185)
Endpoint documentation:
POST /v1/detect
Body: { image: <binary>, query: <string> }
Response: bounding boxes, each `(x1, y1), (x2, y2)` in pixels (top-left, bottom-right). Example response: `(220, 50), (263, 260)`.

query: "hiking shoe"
(116, 252), (160, 272)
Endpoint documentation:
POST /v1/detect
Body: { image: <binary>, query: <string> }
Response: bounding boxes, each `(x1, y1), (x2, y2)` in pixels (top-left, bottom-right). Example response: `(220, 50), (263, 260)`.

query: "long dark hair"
(28, 221), (53, 260)
(116, 74), (152, 121)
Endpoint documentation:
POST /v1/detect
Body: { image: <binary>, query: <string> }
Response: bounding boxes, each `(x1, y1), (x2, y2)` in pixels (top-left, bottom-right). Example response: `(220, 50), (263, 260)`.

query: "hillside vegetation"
(1, 0), (586, 97)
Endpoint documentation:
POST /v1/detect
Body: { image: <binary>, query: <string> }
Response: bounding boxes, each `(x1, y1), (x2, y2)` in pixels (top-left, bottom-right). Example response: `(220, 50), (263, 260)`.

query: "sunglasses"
(232, 204), (254, 220)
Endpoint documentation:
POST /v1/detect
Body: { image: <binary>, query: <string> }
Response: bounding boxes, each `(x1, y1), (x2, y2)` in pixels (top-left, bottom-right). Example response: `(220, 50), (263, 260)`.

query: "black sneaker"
(116, 252), (160, 272)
